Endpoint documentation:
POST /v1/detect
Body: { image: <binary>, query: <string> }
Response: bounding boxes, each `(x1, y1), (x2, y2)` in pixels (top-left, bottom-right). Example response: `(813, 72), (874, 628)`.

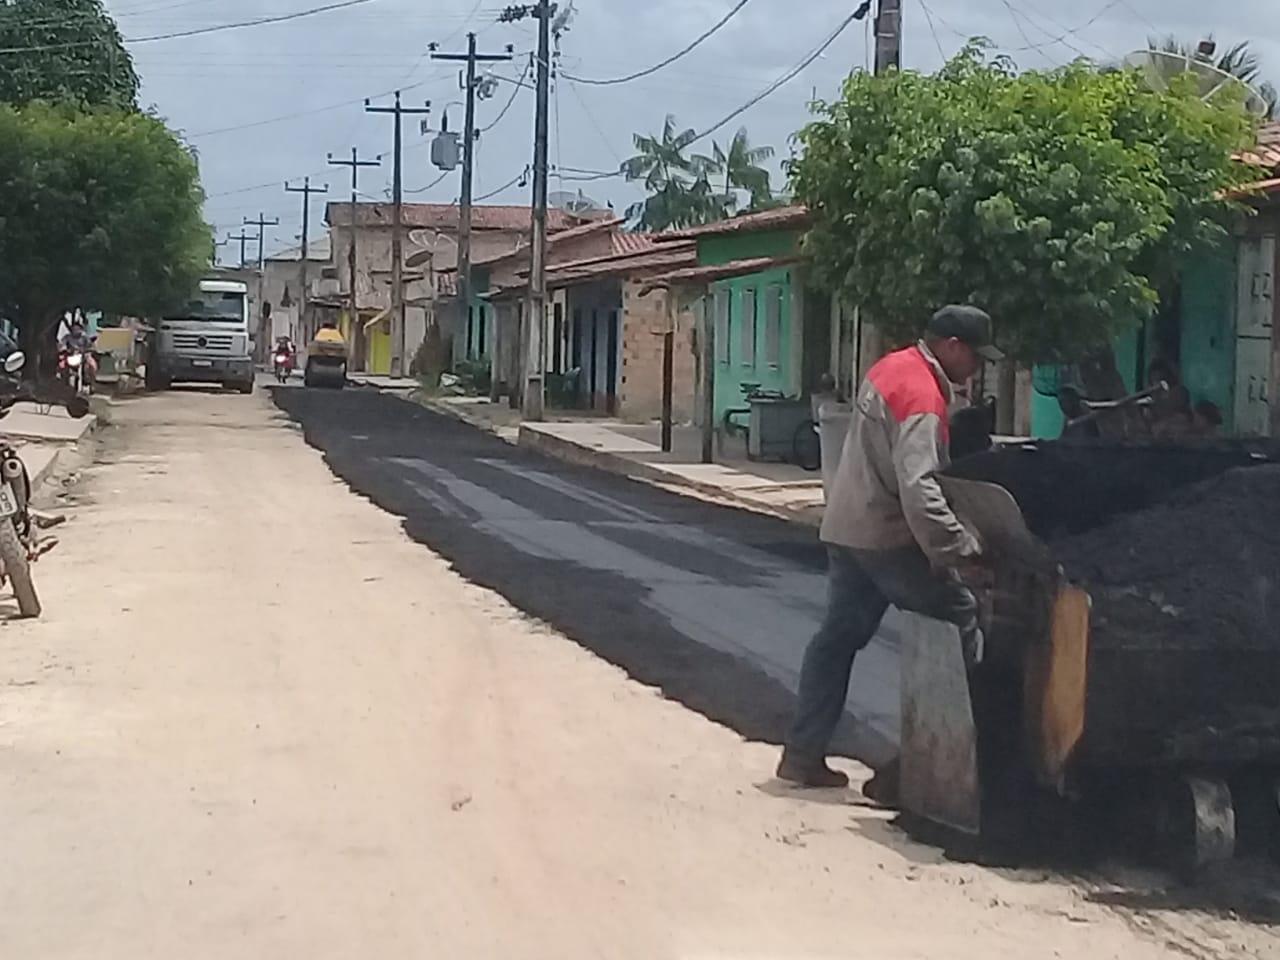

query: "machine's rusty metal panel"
(1025, 585), (1091, 789)
(900, 615), (981, 836)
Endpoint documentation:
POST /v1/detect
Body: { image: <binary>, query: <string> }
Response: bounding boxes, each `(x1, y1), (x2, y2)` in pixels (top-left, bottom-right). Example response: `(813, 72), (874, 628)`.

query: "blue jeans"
(787, 545), (980, 762)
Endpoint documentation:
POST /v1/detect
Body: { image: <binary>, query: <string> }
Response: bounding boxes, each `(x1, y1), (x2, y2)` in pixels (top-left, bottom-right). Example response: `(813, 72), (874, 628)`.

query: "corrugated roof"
(326, 202), (596, 232)
(639, 255), (803, 293)
(546, 246), (697, 288)
(654, 205), (811, 242)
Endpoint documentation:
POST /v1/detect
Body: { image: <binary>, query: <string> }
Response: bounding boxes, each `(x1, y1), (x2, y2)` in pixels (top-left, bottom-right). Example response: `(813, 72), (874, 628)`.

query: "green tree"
(623, 115), (772, 229)
(0, 102), (210, 356)
(708, 127), (775, 210)
(0, 0), (139, 108)
(1149, 36), (1277, 120)
(788, 43), (1257, 366)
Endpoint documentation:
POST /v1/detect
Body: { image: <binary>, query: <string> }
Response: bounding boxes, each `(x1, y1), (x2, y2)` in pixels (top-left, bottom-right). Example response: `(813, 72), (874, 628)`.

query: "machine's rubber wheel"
(237, 378), (255, 395)
(145, 365), (168, 392)
(1155, 775), (1236, 876)
(0, 519), (40, 619)
(304, 365), (315, 387)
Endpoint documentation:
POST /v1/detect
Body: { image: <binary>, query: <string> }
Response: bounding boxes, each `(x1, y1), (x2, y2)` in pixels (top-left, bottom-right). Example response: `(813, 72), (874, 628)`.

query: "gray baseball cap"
(927, 305), (1004, 361)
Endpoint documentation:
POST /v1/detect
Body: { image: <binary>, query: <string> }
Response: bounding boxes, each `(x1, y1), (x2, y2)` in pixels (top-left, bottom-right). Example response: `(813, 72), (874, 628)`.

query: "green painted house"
(652, 206), (847, 433)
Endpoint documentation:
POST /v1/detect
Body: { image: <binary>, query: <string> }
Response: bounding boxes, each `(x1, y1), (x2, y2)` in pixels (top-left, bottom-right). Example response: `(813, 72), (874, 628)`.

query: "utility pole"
(285, 177), (329, 346)
(228, 230), (253, 269)
(432, 35), (513, 379)
(495, 3), (555, 419)
(244, 212), (280, 270)
(874, 0), (901, 74)
(328, 147), (382, 372)
(523, 0), (554, 420)
(212, 236), (229, 266)
(367, 92), (432, 377)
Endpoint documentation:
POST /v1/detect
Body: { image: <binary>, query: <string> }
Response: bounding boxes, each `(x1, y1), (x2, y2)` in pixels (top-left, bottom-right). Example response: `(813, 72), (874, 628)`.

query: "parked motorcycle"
(0, 348), (92, 618)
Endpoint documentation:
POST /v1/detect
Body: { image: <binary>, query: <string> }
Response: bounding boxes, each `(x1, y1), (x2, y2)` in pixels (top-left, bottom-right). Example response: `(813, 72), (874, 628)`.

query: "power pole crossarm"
(244, 213), (280, 270)
(367, 92), (431, 378)
(228, 230), (254, 269)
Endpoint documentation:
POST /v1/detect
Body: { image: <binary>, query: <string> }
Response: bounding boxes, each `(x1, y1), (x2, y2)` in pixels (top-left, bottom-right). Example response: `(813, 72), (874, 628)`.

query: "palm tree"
(1149, 36), (1278, 119)
(621, 117), (777, 230)
(709, 127), (775, 210)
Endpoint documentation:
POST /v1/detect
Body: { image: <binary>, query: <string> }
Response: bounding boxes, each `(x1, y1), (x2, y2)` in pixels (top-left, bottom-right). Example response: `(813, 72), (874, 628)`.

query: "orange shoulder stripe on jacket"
(867, 346), (947, 424)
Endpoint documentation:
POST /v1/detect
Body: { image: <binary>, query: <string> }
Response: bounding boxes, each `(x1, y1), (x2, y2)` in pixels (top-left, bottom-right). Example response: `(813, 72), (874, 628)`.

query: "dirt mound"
(1051, 464), (1280, 651)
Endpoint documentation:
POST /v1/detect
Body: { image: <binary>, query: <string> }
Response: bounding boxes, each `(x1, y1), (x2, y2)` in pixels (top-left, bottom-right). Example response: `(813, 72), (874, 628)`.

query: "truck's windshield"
(163, 290), (245, 323)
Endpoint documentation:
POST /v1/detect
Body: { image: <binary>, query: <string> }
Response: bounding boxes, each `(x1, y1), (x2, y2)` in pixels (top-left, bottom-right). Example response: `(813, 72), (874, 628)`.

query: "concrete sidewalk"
(413, 393), (825, 527)
(1, 403), (97, 444)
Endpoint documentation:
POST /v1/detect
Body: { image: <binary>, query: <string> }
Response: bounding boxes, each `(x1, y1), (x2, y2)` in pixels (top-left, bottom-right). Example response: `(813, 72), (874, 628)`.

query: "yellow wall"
(367, 315), (392, 375)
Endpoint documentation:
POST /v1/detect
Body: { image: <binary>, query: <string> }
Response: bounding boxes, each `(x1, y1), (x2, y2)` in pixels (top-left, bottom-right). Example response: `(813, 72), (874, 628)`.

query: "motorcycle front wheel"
(0, 519), (39, 618)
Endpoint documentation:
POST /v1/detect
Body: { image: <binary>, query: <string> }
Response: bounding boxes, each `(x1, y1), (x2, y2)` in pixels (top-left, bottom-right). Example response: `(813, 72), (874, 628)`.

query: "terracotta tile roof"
(326, 202), (596, 232)
(545, 247), (697, 289)
(1240, 121), (1280, 171)
(612, 232), (660, 255)
(638, 255), (803, 293)
(653, 205), (811, 242)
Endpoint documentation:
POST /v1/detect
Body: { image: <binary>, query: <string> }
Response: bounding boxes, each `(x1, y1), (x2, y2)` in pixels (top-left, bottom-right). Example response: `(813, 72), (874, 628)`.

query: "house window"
(714, 287), (730, 365)
(764, 284), (783, 369)
(477, 306), (487, 357)
(740, 287), (757, 368)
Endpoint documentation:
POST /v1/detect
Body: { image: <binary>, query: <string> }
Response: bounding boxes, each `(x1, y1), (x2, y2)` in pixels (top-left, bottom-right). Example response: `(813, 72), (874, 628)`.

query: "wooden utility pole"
(519, 0), (555, 421)
(661, 295), (675, 453)
(228, 230), (253, 269)
(366, 92), (431, 377)
(700, 294), (716, 463)
(243, 212), (280, 270)
(874, 0), (901, 73)
(285, 177), (329, 346)
(328, 147), (382, 371)
(432, 36), (513, 377)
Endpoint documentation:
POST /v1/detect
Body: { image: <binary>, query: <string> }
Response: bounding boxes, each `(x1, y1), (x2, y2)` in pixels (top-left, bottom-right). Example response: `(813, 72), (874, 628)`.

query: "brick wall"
(618, 280), (696, 423)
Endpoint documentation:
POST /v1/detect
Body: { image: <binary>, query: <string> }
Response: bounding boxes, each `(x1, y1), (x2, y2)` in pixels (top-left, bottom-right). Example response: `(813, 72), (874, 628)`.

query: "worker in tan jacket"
(777, 305), (1002, 794)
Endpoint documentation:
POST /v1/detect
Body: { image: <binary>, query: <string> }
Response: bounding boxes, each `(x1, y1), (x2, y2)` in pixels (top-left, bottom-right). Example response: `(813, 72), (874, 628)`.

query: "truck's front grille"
(171, 333), (234, 352)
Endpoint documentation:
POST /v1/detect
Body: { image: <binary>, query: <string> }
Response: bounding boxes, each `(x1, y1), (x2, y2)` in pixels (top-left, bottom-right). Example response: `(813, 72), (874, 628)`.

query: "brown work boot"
(776, 752), (850, 789)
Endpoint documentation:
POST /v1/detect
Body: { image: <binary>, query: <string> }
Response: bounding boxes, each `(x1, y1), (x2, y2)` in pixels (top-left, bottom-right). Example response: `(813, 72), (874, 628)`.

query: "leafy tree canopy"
(622, 115), (777, 231)
(0, 0), (139, 108)
(0, 102), (210, 343)
(788, 43), (1259, 364)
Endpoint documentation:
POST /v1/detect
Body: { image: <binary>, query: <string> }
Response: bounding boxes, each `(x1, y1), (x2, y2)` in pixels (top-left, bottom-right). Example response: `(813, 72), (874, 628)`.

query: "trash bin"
(818, 403), (852, 499)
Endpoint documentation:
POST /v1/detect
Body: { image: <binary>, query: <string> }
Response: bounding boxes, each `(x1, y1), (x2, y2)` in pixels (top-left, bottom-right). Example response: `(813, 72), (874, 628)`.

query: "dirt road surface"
(0, 387), (1272, 959)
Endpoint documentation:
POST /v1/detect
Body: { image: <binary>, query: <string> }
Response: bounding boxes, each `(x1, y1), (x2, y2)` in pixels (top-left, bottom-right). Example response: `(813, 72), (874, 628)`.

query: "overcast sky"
(101, 0), (1280, 261)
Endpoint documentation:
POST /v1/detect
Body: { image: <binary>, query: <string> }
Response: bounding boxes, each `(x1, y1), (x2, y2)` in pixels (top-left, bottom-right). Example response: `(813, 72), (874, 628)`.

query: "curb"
(387, 385), (822, 529)
(404, 392), (515, 441)
(517, 424), (822, 528)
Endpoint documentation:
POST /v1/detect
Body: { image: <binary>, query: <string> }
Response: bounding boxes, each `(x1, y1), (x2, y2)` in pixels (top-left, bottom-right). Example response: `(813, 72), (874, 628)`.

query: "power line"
(688, 5), (867, 146)
(480, 55), (532, 132)
(1007, 0), (1119, 60)
(564, 79), (624, 167)
(405, 170), (452, 195)
(474, 166), (529, 202)
(561, 0), (752, 85)
(1006, 0), (1123, 57)
(916, 0), (947, 62)
(0, 0), (380, 55)
(187, 77), (437, 139)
